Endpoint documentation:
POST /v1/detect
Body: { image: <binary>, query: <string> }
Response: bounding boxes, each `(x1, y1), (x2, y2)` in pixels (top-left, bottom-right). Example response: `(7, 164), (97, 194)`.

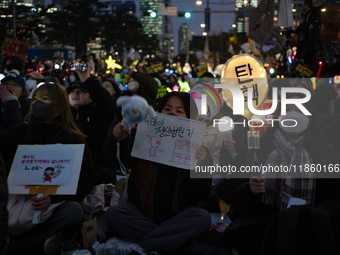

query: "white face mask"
(279, 111), (310, 135)
(69, 76), (76, 83)
(26, 80), (37, 90)
(128, 81), (139, 92)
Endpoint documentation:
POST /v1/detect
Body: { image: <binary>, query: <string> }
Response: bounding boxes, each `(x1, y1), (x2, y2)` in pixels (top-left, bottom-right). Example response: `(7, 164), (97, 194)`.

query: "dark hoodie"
(70, 77), (115, 168)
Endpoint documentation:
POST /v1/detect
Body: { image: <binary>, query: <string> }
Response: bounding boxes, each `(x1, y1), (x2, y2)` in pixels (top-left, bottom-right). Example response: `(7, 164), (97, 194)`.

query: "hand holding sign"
(195, 143), (209, 165)
(223, 138), (236, 152)
(218, 116), (237, 158)
(31, 194), (52, 214)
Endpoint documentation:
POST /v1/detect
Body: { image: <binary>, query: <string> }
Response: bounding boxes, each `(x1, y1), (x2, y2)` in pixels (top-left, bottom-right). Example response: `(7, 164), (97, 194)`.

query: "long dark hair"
(157, 92), (198, 120)
(102, 80), (121, 98)
(31, 82), (86, 138)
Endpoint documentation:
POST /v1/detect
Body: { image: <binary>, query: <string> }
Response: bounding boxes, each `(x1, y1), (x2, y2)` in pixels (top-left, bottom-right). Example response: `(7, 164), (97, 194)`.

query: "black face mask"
(32, 100), (54, 121)
(167, 113), (177, 117)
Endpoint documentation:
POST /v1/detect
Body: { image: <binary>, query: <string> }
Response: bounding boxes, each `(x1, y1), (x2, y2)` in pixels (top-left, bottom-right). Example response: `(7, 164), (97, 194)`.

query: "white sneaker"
(105, 237), (146, 255)
(44, 233), (63, 255)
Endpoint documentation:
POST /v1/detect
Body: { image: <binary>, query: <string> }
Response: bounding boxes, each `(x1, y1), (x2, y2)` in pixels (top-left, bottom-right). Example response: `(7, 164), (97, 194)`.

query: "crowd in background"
(0, 55), (340, 255)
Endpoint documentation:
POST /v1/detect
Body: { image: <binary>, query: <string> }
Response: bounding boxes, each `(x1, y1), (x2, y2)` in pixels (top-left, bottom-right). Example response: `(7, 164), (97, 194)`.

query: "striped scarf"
(262, 129), (316, 209)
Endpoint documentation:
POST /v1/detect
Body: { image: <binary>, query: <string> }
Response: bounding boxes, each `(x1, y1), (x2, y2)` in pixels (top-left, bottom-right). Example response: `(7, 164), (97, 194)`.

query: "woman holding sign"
(223, 93), (340, 254)
(0, 82), (94, 255)
(105, 92), (212, 255)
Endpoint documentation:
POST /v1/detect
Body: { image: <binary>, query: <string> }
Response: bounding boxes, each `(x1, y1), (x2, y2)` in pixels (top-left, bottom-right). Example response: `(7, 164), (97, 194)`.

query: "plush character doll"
(117, 95), (156, 130)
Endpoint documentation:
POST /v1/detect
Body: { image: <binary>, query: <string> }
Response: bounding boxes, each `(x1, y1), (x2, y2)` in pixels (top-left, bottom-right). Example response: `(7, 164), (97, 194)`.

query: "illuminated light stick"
(316, 61), (323, 79)
(311, 77), (317, 90)
(105, 55), (122, 70)
(217, 116), (237, 159)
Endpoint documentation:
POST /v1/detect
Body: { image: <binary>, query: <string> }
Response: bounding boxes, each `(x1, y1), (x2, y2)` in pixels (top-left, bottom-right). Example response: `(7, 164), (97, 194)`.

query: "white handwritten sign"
(7, 144), (85, 195)
(131, 113), (207, 169)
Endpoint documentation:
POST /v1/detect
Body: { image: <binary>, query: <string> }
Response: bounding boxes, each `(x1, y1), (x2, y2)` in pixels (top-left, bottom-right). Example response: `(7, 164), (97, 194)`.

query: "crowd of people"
(0, 59), (340, 255)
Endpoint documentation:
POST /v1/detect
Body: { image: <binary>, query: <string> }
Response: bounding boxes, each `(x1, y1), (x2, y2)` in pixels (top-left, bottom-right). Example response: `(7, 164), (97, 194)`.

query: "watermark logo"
(200, 85), (312, 116)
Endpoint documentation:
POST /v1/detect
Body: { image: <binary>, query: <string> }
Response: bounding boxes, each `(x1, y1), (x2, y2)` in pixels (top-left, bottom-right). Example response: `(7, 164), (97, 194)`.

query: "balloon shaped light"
(220, 53), (268, 119)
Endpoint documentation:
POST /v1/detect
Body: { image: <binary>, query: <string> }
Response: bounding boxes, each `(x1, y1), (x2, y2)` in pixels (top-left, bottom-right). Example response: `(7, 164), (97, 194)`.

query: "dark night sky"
(171, 0), (236, 56)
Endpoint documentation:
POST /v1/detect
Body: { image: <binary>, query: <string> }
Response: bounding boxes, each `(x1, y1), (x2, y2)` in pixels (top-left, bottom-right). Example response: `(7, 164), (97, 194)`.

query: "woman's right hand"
(223, 138), (236, 152)
(113, 122), (131, 140)
(249, 176), (265, 195)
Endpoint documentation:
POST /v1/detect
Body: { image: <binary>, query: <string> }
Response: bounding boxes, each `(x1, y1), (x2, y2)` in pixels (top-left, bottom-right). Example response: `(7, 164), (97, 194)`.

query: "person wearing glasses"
(0, 82), (94, 255)
(0, 73), (30, 131)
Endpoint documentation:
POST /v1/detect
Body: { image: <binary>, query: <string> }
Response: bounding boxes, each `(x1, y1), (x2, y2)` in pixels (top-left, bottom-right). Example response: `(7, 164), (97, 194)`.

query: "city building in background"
(178, 23), (191, 55)
(0, 0), (36, 8)
(162, 0), (174, 61)
(139, 0), (174, 61)
(139, 0), (163, 37)
(249, 0), (279, 45)
(292, 0), (304, 27)
(234, 0), (258, 35)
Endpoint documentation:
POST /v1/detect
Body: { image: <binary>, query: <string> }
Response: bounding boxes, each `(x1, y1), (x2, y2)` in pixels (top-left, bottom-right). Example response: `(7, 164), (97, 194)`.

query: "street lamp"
(196, 0), (210, 33)
(203, 32), (207, 36)
(200, 23), (206, 28)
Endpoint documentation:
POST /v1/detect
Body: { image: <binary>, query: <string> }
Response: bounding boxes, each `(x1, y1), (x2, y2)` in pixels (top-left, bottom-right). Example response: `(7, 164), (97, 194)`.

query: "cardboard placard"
(196, 65), (208, 78)
(145, 62), (163, 74)
(7, 144), (85, 195)
(3, 38), (29, 57)
(295, 64), (313, 77)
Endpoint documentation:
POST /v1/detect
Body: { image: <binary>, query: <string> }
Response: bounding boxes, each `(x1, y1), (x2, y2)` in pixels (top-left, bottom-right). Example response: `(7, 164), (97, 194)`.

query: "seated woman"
(223, 93), (340, 254)
(0, 82), (94, 255)
(105, 92), (212, 255)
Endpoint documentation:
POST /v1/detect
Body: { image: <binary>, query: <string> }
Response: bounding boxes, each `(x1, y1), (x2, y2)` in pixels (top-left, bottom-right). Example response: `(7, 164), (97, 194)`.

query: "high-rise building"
(139, 0), (173, 61)
(139, 0), (163, 37)
(249, 0), (279, 44)
(178, 23), (191, 55)
(0, 0), (34, 8)
(234, 0), (258, 35)
(292, 0), (305, 27)
(54, 0), (136, 15)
